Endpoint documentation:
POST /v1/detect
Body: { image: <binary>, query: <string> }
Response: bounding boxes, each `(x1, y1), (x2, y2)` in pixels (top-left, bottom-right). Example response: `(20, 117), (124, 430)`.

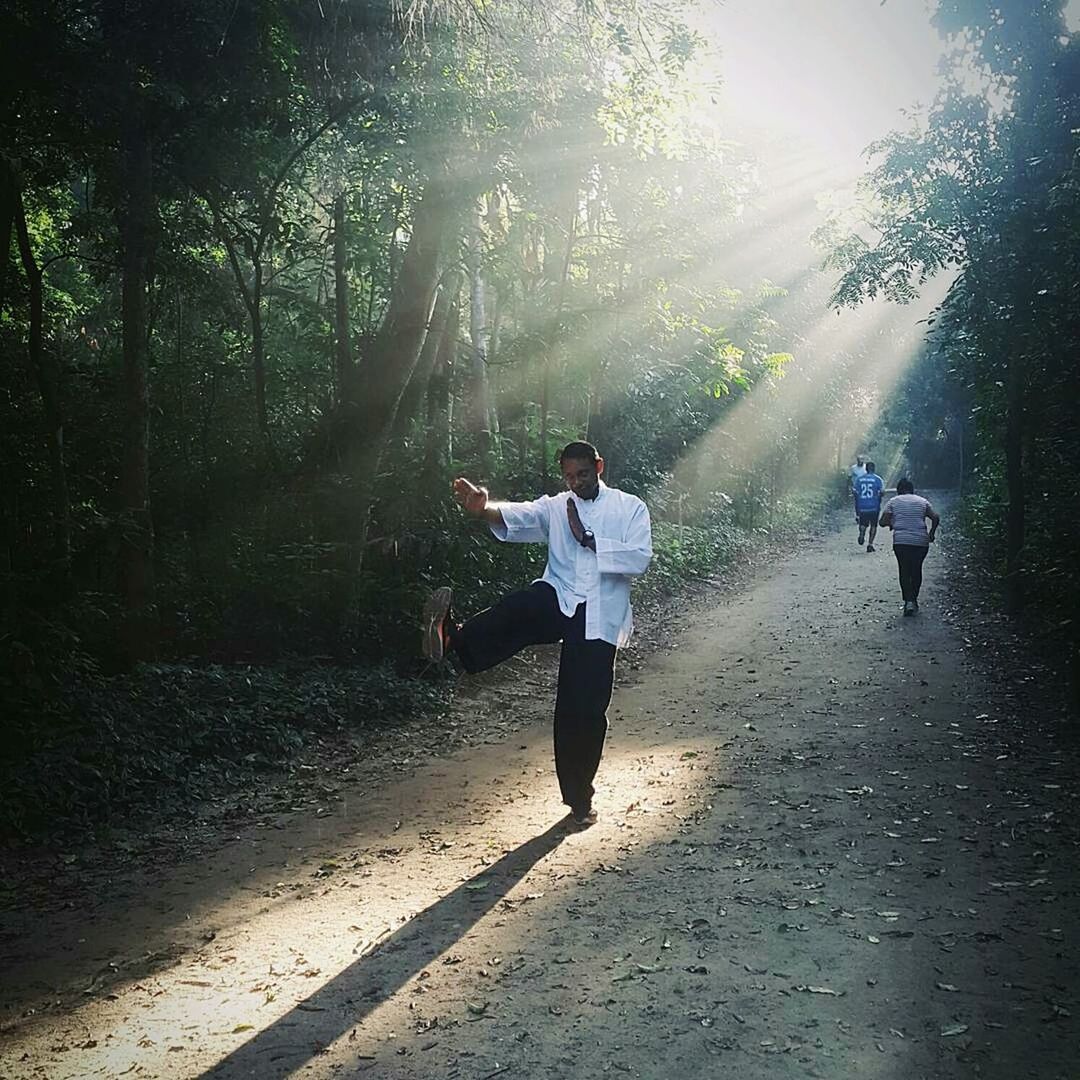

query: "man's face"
(561, 455), (604, 500)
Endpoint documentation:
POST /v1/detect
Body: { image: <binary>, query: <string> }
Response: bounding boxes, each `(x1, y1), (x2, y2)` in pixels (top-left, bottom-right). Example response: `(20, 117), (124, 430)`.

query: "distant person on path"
(854, 461), (885, 552)
(848, 455), (866, 523)
(879, 478), (940, 616)
(421, 441), (653, 826)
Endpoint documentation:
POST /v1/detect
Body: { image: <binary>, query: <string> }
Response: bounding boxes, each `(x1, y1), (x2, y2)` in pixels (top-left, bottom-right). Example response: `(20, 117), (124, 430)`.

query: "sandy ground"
(1, 500), (1078, 1080)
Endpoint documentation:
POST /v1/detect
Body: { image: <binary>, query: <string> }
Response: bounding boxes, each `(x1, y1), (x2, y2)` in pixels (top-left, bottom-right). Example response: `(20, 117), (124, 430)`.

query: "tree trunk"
(466, 210), (493, 474)
(343, 178), (450, 567)
(14, 189), (71, 586)
(488, 282), (503, 443)
(117, 116), (158, 663)
(588, 258), (623, 442)
(539, 360), (550, 488)
(251, 260), (269, 446)
(0, 156), (16, 314)
(213, 204), (270, 460)
(424, 291), (460, 482)
(955, 413), (965, 496)
(393, 269), (461, 442)
(333, 191), (356, 406)
(999, 49), (1050, 616)
(1004, 348), (1026, 613)
(0, 461), (17, 626)
(539, 196), (578, 488)
(489, 281), (503, 368)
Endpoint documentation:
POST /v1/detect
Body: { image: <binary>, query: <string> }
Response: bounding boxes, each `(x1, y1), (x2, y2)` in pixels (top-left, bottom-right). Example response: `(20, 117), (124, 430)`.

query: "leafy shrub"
(0, 661), (449, 839)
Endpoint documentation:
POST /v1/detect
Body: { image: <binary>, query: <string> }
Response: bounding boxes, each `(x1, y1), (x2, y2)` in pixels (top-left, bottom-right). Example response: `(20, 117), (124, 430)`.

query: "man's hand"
(566, 500), (595, 549)
(566, 499), (585, 543)
(452, 477), (489, 516)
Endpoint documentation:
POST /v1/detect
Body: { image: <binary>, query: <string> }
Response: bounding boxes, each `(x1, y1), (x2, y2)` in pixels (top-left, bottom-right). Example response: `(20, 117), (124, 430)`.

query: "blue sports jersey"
(855, 472), (884, 512)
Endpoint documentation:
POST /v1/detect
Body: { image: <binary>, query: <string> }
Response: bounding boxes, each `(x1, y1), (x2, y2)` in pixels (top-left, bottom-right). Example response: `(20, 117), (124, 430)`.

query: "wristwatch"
(581, 529), (595, 549)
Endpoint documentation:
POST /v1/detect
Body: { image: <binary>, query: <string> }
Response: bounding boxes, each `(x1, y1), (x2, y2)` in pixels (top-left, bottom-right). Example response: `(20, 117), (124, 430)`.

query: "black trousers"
(452, 582), (616, 812)
(894, 544), (929, 601)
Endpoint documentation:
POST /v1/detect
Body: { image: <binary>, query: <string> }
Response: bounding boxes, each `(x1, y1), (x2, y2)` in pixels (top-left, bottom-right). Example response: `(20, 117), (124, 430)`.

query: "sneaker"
(570, 804), (597, 827)
(858, 532), (865, 546)
(866, 544), (875, 553)
(903, 600), (915, 616)
(422, 586), (453, 661)
(911, 598), (919, 612)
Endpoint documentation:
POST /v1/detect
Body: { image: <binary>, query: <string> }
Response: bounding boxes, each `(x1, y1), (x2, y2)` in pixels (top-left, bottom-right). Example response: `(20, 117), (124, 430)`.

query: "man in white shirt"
(422, 441), (653, 826)
(848, 455), (866, 523)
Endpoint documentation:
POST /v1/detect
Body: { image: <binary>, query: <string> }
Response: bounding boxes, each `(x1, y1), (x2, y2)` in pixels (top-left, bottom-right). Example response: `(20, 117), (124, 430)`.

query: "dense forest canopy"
(2, 0), (1078, 832)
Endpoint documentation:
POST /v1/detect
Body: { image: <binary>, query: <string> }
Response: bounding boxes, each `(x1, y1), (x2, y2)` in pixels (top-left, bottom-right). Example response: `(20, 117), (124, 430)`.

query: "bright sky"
(680, 1), (956, 444)
(693, 0), (946, 170)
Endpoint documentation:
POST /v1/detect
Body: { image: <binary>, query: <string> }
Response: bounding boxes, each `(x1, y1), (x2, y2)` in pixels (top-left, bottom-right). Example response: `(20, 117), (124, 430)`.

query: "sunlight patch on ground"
(6, 735), (725, 1078)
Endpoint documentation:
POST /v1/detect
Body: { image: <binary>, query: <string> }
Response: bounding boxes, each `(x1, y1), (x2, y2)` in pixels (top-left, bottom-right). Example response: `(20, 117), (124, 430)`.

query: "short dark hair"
(865, 461), (876, 474)
(896, 477), (915, 494)
(559, 440), (599, 465)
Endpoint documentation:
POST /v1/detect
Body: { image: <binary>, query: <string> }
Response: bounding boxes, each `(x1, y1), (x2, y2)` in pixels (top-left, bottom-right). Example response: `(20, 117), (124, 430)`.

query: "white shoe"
(903, 600), (916, 616)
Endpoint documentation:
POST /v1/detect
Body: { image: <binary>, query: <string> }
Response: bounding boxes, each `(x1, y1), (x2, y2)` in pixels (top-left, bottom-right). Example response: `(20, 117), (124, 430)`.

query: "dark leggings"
(894, 544), (929, 601)
(452, 582), (616, 812)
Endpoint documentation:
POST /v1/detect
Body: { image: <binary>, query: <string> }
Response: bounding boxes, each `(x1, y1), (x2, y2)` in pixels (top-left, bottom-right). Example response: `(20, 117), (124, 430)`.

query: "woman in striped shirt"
(879, 478), (941, 616)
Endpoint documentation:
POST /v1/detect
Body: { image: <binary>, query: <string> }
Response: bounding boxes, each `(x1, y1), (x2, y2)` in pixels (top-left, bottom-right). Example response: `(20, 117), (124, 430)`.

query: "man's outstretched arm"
(452, 477), (505, 528)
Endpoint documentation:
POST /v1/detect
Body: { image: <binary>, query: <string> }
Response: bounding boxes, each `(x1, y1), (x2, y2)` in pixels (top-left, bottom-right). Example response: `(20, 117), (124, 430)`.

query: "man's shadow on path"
(199, 819), (569, 1079)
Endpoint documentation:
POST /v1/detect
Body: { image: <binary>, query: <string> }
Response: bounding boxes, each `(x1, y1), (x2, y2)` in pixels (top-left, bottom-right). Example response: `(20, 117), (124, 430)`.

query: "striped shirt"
(883, 493), (935, 547)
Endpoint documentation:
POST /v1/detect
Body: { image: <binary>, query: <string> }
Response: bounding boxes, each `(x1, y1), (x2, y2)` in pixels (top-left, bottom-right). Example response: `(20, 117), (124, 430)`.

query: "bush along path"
(2, 497), (1078, 1079)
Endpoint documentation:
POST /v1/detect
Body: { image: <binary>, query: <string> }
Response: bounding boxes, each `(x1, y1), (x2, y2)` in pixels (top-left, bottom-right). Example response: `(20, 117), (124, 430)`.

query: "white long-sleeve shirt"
(490, 480), (652, 647)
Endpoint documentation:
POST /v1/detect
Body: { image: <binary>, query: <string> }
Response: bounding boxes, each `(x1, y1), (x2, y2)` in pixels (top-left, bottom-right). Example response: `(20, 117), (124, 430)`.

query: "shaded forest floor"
(2, 496), (1079, 1079)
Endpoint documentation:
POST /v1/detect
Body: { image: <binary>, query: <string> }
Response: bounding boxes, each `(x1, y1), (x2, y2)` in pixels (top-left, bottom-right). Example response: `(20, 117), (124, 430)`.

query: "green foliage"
(0, 660), (449, 839)
(643, 518), (745, 595)
(640, 485), (839, 599)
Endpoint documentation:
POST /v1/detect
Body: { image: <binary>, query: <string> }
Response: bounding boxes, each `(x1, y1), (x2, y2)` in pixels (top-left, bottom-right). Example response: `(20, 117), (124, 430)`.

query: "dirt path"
(3, 501), (1079, 1080)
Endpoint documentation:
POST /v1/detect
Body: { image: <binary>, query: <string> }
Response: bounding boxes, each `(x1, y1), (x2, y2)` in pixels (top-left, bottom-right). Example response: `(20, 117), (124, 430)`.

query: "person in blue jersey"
(420, 441), (653, 827)
(854, 461), (885, 552)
